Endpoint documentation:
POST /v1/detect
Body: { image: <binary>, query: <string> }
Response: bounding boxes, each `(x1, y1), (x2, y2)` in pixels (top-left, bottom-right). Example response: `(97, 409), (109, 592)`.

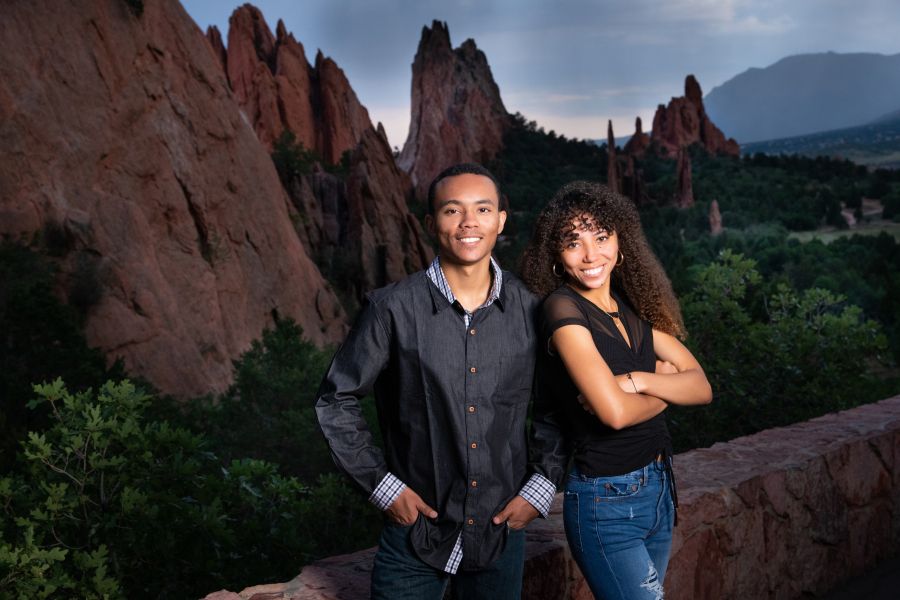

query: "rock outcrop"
(675, 148), (695, 208)
(650, 75), (740, 157)
(623, 155), (649, 206)
(0, 0), (348, 397)
(399, 21), (512, 199)
(286, 130), (433, 303)
(709, 199), (723, 235)
(623, 116), (650, 157)
(606, 120), (620, 194)
(220, 5), (371, 162)
(218, 6), (432, 303)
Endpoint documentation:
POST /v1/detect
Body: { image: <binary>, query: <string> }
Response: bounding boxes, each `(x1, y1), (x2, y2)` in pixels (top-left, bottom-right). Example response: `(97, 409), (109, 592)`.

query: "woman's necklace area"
(596, 299), (620, 321)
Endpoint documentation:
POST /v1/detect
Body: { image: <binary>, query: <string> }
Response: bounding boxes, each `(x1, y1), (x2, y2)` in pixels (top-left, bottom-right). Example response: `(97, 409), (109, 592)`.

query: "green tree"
(669, 250), (890, 450)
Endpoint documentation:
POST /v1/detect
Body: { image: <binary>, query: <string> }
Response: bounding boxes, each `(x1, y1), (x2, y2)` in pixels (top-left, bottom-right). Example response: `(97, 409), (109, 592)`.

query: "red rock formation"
(399, 21), (512, 199)
(623, 117), (650, 157)
(206, 25), (227, 73)
(675, 148), (695, 208)
(650, 75), (740, 157)
(0, 0), (347, 397)
(624, 155), (648, 206)
(606, 120), (620, 194)
(345, 129), (434, 293)
(285, 130), (433, 301)
(217, 7), (432, 302)
(709, 199), (723, 235)
(219, 5), (371, 162)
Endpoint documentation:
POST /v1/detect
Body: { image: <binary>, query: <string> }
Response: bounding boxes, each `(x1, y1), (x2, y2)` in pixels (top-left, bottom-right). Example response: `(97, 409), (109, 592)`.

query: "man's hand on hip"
(386, 487), (438, 525)
(492, 495), (539, 530)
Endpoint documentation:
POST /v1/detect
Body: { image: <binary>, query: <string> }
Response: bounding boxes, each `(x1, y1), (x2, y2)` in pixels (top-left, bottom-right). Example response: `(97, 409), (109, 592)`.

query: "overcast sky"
(182, 0), (900, 148)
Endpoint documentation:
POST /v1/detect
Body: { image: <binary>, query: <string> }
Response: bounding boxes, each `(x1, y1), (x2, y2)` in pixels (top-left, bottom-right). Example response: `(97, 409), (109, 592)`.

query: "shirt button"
(469, 367), (477, 373)
(469, 328), (476, 335)
(467, 518), (475, 525)
(470, 442), (477, 449)
(471, 480), (478, 487)
(468, 406), (476, 413)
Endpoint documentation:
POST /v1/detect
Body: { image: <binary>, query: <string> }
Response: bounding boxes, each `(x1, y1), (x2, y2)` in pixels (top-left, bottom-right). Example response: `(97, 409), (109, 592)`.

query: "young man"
(315, 163), (559, 599)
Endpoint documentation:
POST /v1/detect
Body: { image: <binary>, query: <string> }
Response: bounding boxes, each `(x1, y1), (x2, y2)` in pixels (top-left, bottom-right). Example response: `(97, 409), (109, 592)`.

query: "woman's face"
(558, 215), (619, 291)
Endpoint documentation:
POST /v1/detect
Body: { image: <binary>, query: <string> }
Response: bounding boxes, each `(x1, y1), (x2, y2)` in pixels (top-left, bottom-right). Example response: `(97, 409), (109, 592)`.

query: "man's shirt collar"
(425, 255), (504, 314)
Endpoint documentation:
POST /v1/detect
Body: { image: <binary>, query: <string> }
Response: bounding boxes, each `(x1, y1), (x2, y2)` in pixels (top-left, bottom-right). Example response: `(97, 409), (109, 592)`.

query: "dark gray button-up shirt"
(315, 266), (543, 571)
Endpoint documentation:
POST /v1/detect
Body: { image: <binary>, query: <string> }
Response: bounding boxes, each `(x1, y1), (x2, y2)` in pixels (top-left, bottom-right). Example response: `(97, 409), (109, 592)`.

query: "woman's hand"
(614, 373), (638, 393)
(655, 360), (678, 374)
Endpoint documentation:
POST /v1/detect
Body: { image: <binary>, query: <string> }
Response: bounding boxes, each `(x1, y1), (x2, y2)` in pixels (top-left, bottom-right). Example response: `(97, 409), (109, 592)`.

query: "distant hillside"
(705, 52), (900, 143)
(741, 117), (900, 169)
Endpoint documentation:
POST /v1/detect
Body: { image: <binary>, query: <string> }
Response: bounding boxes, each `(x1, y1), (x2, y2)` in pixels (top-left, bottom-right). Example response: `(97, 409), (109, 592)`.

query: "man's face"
(426, 173), (507, 268)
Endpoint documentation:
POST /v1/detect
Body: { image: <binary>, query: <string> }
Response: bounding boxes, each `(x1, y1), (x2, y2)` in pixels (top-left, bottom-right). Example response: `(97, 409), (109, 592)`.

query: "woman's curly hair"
(521, 181), (686, 339)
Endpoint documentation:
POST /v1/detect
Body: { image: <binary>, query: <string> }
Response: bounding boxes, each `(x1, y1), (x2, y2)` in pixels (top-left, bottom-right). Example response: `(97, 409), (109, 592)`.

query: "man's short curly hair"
(521, 181), (686, 339)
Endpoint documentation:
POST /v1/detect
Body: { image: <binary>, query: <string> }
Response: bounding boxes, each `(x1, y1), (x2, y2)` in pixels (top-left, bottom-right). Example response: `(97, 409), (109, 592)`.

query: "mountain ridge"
(705, 51), (900, 143)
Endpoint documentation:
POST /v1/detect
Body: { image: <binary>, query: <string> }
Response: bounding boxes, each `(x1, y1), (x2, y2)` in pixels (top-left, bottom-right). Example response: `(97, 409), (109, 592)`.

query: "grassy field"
(789, 220), (900, 243)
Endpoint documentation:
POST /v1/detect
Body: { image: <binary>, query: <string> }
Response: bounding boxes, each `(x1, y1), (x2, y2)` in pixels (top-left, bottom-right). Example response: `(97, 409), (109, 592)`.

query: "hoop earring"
(616, 251), (624, 266)
(552, 263), (565, 278)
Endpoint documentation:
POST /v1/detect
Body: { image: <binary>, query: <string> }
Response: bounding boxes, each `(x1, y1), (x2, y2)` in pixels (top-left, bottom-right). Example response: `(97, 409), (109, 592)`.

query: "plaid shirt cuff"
(444, 534), (463, 574)
(519, 473), (556, 518)
(369, 472), (407, 511)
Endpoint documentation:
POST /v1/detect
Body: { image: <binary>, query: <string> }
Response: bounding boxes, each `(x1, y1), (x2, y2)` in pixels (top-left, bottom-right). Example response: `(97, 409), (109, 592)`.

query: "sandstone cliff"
(0, 0), (348, 397)
(399, 21), (512, 199)
(606, 120), (620, 194)
(650, 75), (740, 157)
(220, 5), (372, 163)
(217, 5), (432, 302)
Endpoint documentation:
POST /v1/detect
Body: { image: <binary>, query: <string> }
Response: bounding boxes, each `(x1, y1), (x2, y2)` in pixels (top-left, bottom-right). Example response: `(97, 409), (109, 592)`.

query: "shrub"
(1, 378), (380, 599)
(669, 250), (890, 450)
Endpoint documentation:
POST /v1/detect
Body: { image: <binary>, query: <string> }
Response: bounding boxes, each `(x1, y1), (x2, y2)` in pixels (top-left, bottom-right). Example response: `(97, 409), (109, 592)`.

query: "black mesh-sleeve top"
(537, 284), (672, 477)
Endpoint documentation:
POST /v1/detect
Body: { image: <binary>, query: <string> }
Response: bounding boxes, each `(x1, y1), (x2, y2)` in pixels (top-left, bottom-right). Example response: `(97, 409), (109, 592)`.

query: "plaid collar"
(425, 255), (503, 312)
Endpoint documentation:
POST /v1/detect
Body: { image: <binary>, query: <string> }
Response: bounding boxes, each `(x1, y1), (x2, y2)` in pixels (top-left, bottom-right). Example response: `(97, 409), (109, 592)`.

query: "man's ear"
(497, 210), (507, 235)
(425, 213), (435, 237)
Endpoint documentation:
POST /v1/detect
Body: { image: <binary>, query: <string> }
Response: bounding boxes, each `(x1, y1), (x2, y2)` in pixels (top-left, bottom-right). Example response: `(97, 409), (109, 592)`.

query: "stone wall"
(203, 395), (900, 599)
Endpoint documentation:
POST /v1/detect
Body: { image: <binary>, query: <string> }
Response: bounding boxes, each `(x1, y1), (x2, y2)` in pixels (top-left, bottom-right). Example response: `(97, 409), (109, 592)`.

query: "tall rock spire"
(675, 147), (695, 208)
(623, 116), (650, 157)
(399, 21), (511, 199)
(607, 120), (620, 194)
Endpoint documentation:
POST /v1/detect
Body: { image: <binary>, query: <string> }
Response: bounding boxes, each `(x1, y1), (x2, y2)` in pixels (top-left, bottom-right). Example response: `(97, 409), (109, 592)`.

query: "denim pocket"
(593, 476), (642, 501)
(562, 489), (583, 553)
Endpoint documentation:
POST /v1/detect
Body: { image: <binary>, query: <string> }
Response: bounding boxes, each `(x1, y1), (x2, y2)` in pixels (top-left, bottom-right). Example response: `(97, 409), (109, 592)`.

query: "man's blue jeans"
(563, 458), (675, 600)
(371, 521), (526, 600)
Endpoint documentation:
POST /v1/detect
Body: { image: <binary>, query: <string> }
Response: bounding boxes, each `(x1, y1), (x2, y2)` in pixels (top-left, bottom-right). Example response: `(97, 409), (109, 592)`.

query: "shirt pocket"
(491, 355), (533, 414)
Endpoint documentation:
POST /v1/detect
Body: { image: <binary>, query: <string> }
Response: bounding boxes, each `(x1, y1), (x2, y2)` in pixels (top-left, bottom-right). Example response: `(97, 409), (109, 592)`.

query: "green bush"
(668, 250), (890, 450)
(0, 244), (123, 470)
(271, 130), (322, 184)
(1, 377), (380, 599)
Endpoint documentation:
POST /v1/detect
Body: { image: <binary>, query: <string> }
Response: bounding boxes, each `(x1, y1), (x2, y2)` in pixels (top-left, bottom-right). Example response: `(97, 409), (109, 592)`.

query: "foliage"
(271, 130), (353, 185)
(489, 113), (607, 268)
(1, 377), (380, 599)
(167, 318), (380, 482)
(668, 250), (891, 451)
(272, 130), (321, 184)
(0, 244), (123, 470)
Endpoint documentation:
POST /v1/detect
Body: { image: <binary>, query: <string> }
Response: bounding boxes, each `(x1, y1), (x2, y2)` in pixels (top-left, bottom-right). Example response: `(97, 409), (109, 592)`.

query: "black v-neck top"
(537, 284), (671, 477)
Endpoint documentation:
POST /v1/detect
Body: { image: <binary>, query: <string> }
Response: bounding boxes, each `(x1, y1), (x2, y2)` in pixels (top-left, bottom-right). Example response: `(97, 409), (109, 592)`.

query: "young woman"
(522, 181), (712, 599)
